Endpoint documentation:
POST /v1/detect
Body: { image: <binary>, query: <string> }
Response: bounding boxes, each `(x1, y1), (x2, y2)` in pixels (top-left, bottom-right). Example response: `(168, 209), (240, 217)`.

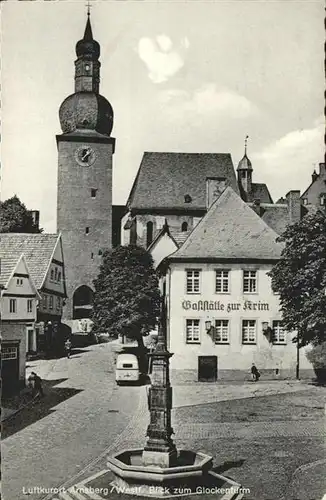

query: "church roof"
(0, 233), (61, 289)
(168, 187), (283, 261)
(127, 152), (239, 211)
(250, 183), (273, 203)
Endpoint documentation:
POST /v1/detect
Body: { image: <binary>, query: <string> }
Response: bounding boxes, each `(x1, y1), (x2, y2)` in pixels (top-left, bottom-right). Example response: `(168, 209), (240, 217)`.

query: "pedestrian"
(27, 372), (35, 394)
(31, 371), (44, 397)
(251, 363), (260, 382)
(64, 338), (72, 359)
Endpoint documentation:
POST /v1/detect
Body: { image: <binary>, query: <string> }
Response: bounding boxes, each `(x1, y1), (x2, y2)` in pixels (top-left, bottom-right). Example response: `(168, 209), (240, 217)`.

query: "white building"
(0, 253), (40, 395)
(160, 187), (313, 381)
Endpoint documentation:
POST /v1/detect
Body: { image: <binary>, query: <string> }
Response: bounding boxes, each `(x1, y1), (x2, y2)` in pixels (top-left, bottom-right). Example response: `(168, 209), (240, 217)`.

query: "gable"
(149, 232), (179, 268)
(0, 234), (60, 289)
(3, 255), (40, 298)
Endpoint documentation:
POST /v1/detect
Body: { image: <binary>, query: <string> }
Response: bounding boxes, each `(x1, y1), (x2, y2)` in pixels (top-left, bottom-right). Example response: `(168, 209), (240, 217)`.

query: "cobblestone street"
(1, 342), (143, 500)
(2, 343), (326, 500)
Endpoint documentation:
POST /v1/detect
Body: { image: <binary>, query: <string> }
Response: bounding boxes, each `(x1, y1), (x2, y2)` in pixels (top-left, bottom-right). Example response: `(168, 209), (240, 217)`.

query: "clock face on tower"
(75, 146), (96, 166)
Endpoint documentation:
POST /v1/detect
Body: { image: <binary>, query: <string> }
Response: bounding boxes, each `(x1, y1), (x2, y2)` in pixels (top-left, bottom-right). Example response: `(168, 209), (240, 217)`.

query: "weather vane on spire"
(86, 0), (92, 17)
(245, 135), (249, 155)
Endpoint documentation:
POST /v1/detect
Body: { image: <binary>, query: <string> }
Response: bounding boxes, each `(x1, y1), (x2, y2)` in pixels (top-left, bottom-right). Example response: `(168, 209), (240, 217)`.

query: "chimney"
(206, 177), (226, 209)
(252, 198), (261, 216)
(311, 170), (318, 182)
(29, 210), (40, 230)
(319, 163), (325, 177)
(285, 191), (301, 224)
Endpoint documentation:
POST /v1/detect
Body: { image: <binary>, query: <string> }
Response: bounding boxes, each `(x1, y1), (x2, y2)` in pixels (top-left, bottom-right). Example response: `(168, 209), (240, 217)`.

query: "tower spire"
(244, 135), (249, 156)
(86, 0), (92, 17)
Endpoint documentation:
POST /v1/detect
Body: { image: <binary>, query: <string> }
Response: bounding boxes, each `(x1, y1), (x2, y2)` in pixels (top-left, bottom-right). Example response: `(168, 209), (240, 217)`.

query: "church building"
(121, 140), (302, 252)
(56, 13), (116, 320)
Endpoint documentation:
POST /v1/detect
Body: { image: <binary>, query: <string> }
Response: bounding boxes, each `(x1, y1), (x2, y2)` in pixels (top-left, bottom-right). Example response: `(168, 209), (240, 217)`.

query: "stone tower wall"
(57, 136), (114, 319)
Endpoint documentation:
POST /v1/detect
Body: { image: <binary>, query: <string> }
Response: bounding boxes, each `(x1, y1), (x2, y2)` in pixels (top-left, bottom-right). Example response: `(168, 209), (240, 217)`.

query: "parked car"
(115, 353), (140, 385)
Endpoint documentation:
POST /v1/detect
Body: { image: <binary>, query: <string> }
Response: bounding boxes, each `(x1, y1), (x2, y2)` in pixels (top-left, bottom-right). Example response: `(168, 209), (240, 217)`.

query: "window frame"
(27, 299), (33, 313)
(272, 320), (286, 345)
(185, 318), (201, 344)
(185, 269), (201, 295)
(242, 319), (257, 344)
(2, 346), (18, 360)
(215, 269), (230, 294)
(9, 298), (17, 313)
(243, 270), (258, 294)
(214, 319), (230, 344)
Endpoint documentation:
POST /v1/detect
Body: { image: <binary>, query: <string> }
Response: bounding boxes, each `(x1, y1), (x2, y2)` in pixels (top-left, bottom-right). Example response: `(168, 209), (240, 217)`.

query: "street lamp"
(205, 320), (212, 332)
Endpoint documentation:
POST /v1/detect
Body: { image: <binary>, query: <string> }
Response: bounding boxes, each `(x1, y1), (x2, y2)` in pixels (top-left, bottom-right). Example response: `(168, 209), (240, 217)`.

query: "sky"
(1, 0), (324, 232)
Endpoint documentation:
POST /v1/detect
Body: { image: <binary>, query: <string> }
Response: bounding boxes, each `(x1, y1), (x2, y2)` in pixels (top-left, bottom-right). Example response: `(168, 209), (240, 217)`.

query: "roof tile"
(169, 187), (283, 261)
(0, 234), (59, 289)
(128, 152), (239, 210)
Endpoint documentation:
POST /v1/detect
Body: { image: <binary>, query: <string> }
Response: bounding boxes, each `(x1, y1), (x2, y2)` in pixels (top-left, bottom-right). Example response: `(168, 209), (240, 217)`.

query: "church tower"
(237, 135), (252, 200)
(57, 13), (115, 320)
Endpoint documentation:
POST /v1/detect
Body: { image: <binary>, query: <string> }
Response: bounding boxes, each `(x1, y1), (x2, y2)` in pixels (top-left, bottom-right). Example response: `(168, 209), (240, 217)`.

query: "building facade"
(0, 234), (67, 356)
(57, 14), (115, 320)
(301, 162), (326, 209)
(0, 254), (40, 395)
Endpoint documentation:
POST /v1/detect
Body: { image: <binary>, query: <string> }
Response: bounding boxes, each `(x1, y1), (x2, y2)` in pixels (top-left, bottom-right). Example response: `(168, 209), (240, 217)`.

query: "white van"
(115, 353), (140, 385)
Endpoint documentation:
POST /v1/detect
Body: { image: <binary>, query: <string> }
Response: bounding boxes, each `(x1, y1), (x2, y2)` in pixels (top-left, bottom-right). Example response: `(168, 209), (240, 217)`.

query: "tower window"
(91, 253), (94, 259)
(91, 189), (97, 198)
(181, 222), (188, 232)
(85, 227), (90, 234)
(85, 64), (90, 71)
(98, 249), (103, 256)
(146, 221), (153, 247)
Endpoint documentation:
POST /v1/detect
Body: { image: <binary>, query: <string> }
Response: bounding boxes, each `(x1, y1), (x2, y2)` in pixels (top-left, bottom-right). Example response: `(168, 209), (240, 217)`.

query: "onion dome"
(59, 92), (114, 136)
(237, 135), (253, 171)
(76, 16), (100, 60)
(237, 153), (252, 171)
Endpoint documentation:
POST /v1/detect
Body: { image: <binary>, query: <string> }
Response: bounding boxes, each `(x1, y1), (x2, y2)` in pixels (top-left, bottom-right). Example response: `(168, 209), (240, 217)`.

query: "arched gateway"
(73, 285), (94, 319)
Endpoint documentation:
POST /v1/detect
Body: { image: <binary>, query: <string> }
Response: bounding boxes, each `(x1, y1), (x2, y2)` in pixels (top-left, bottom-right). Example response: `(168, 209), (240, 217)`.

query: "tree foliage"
(92, 245), (161, 346)
(0, 195), (41, 233)
(269, 210), (326, 346)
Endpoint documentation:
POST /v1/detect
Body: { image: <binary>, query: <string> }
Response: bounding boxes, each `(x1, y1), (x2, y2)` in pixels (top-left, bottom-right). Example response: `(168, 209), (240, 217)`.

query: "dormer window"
(184, 194), (192, 203)
(50, 269), (54, 281)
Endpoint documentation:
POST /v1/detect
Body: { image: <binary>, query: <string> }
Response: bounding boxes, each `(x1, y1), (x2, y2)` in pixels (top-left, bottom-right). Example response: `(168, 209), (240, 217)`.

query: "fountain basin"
(108, 448), (212, 484)
(106, 448), (243, 498)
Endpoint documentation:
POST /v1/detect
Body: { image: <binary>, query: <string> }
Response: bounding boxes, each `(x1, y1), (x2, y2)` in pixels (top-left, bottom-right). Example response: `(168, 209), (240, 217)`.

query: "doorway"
(198, 356), (218, 382)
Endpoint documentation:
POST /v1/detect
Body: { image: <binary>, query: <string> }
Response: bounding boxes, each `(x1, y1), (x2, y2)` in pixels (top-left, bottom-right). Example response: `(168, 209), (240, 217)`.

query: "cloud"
(252, 119), (324, 199)
(159, 83), (258, 120)
(137, 35), (190, 83)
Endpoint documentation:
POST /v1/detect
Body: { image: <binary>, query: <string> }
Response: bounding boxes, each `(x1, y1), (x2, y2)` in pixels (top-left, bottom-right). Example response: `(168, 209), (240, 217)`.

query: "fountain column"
(142, 294), (177, 467)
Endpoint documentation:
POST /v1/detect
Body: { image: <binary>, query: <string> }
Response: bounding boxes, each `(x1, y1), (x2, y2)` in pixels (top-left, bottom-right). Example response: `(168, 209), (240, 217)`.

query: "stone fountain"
(107, 295), (243, 498)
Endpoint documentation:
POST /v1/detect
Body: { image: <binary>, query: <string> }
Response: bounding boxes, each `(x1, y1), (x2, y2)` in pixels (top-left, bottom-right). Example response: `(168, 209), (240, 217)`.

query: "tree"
(269, 210), (326, 346)
(92, 245), (161, 347)
(0, 195), (41, 233)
